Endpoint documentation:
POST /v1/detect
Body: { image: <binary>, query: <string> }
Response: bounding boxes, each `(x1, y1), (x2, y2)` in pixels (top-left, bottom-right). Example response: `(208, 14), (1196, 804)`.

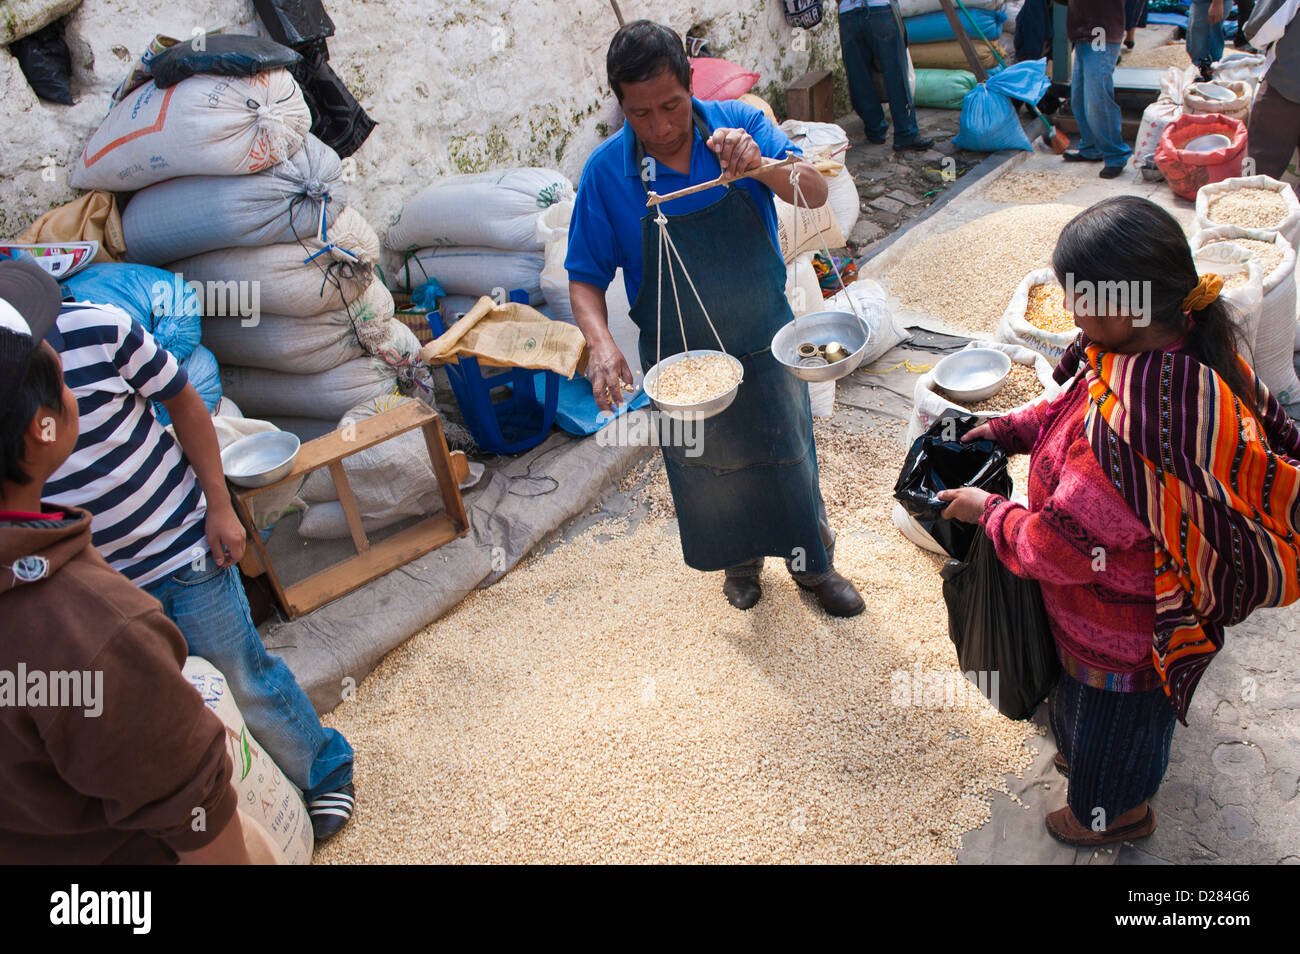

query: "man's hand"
(587, 341), (635, 413)
(1209, 0), (1225, 23)
(706, 127), (763, 176)
(937, 486), (993, 524)
(206, 501), (246, 567)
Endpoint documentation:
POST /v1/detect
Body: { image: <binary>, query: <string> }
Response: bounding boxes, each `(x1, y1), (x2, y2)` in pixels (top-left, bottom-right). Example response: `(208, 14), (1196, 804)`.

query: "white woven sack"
(785, 252), (822, 317)
(1191, 240), (1268, 380)
(907, 341), (1062, 444)
(182, 657), (312, 864)
(298, 395), (445, 539)
(385, 168), (574, 252)
(774, 196), (844, 262)
(1183, 80), (1253, 123)
(1212, 52), (1268, 86)
(124, 133), (346, 266)
(170, 205), (378, 318)
(71, 70), (310, 192)
(537, 199), (575, 323)
(1195, 176), (1300, 251)
(998, 268), (1077, 361)
(397, 246), (544, 304)
(778, 120), (859, 236)
(219, 354), (402, 421)
(203, 285), (414, 374)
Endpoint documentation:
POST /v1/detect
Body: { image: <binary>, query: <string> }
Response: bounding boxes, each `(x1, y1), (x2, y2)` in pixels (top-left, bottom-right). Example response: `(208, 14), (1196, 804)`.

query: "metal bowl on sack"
(221, 431), (301, 488)
(932, 349), (1012, 403)
(772, 310), (872, 383)
(1192, 82), (1235, 101)
(1184, 133), (1233, 152)
(643, 349), (744, 421)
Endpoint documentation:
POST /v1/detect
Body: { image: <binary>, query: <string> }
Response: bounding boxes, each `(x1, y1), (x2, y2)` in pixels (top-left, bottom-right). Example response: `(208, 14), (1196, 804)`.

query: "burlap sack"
(420, 296), (586, 377)
(18, 192), (126, 263)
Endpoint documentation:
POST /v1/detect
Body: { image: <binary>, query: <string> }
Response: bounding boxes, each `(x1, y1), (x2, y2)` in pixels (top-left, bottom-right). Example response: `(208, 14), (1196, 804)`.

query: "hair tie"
(1182, 273), (1223, 315)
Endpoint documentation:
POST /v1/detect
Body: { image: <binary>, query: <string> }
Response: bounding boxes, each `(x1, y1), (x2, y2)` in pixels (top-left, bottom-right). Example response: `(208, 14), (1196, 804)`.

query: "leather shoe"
(796, 570), (865, 617)
(723, 575), (762, 610)
(894, 136), (935, 152)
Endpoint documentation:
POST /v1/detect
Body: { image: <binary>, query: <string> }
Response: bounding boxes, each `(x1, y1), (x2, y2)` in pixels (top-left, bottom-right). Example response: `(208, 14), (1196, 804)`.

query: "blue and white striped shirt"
(44, 302), (208, 586)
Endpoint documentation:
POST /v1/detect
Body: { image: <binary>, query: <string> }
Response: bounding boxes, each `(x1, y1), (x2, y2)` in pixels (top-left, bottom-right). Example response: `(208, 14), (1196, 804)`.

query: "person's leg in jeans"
(1247, 83), (1300, 182)
(145, 561), (354, 801)
(1075, 42), (1132, 169)
(1186, 0), (1226, 67)
(868, 5), (922, 145)
(839, 7), (889, 142)
(1070, 42), (1103, 159)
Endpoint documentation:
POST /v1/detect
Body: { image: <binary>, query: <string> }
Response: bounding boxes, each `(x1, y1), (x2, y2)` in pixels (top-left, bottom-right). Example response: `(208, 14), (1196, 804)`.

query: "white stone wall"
(1, 0), (847, 261)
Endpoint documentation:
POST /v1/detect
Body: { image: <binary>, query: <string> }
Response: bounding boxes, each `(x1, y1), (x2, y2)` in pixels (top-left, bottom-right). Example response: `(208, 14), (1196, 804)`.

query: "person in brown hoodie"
(0, 259), (261, 864)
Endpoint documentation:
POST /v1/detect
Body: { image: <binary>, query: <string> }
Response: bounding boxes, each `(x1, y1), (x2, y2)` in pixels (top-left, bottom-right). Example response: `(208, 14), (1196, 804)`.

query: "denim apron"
(629, 110), (831, 574)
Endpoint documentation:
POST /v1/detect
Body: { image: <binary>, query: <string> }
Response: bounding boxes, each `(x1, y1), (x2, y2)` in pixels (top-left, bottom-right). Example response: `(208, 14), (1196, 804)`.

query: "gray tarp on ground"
(263, 427), (648, 714)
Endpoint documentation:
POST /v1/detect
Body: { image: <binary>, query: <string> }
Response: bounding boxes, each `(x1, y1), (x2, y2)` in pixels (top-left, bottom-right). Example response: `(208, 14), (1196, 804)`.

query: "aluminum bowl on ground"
(932, 348), (1012, 403)
(643, 349), (744, 421)
(221, 431), (301, 488)
(772, 310), (872, 382)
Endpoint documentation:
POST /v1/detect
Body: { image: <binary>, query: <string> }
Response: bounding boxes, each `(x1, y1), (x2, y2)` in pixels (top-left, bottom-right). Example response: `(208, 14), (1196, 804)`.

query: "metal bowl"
(932, 349), (1012, 403)
(643, 349), (744, 421)
(221, 431), (301, 488)
(1185, 133), (1232, 152)
(772, 310), (872, 382)
(1192, 82), (1235, 101)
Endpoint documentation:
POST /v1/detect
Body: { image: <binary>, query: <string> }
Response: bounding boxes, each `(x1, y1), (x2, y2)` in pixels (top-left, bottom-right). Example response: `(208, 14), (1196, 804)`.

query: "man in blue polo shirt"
(566, 20), (865, 618)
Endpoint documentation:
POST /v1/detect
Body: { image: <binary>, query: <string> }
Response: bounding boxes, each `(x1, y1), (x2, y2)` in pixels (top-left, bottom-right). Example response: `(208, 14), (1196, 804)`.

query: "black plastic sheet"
(252, 0), (335, 45)
(287, 38), (376, 159)
(148, 34), (301, 87)
(9, 19), (73, 105)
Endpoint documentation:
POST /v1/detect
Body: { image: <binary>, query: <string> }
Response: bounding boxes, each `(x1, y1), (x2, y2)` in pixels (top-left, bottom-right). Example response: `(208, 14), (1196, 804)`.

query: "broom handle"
(936, 0), (988, 82)
(953, 0), (1060, 133)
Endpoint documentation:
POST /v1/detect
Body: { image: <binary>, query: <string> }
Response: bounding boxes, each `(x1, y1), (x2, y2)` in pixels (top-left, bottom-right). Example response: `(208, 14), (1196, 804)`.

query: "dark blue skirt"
(1049, 669), (1178, 827)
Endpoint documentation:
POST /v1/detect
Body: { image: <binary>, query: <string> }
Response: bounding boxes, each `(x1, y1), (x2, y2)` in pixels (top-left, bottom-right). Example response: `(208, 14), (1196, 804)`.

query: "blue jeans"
(144, 561), (354, 801)
(1186, 0), (1226, 66)
(838, 6), (921, 144)
(1071, 42), (1132, 168)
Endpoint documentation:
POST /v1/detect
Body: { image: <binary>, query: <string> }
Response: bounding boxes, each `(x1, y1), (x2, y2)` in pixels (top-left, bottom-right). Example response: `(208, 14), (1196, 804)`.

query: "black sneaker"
(894, 136), (935, 152)
(1099, 165), (1125, 179)
(308, 782), (355, 842)
(1062, 149), (1103, 163)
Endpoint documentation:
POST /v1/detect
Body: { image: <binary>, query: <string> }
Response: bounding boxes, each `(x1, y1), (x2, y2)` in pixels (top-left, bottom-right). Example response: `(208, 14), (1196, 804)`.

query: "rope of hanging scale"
(785, 150), (864, 326)
(652, 202), (729, 369)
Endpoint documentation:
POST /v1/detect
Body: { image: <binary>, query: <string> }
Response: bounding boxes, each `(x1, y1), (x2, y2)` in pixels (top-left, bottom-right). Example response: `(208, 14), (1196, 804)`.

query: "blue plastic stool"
(426, 289), (560, 455)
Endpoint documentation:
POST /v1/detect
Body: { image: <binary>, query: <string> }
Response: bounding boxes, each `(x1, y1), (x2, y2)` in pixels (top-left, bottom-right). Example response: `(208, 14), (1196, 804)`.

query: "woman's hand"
(961, 423), (996, 444)
(587, 341), (635, 413)
(937, 486), (993, 523)
(706, 128), (762, 176)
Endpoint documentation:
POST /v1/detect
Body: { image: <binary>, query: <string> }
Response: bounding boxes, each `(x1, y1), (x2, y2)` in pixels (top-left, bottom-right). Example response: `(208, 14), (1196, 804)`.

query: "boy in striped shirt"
(44, 297), (356, 842)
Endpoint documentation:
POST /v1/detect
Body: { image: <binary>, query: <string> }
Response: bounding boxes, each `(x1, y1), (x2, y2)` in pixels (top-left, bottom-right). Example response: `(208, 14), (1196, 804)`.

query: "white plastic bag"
(821, 278), (911, 366)
(785, 252), (823, 317)
(72, 71), (310, 192)
(907, 341), (1061, 443)
(997, 267), (1077, 361)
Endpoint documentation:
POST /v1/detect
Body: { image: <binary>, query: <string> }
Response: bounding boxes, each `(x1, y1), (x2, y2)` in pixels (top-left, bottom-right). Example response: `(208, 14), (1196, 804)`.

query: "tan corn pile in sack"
(421, 296), (587, 377)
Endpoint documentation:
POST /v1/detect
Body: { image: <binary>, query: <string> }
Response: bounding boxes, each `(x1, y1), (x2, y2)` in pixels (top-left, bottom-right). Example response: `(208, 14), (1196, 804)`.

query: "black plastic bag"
(940, 527), (1060, 720)
(148, 34), (301, 87)
(893, 412), (1011, 560)
(252, 0), (335, 45)
(9, 19), (74, 105)
(287, 38), (376, 159)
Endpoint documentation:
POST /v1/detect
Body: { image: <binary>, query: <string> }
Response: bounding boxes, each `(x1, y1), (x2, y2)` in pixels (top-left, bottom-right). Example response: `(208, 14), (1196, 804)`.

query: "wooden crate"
(786, 70), (835, 122)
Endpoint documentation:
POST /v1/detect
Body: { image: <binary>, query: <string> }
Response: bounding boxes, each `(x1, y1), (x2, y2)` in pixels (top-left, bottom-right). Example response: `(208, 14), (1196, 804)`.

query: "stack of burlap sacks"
(82, 70), (422, 440)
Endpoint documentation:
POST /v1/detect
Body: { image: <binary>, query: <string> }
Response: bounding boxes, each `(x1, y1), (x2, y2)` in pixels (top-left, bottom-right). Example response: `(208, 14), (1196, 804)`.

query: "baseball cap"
(0, 259), (63, 407)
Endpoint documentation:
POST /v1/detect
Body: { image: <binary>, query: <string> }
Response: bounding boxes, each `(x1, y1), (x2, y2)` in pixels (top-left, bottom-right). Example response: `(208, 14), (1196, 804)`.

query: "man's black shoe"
(1099, 165), (1125, 179)
(894, 136), (935, 152)
(795, 570), (865, 617)
(1062, 149), (1103, 163)
(723, 575), (762, 610)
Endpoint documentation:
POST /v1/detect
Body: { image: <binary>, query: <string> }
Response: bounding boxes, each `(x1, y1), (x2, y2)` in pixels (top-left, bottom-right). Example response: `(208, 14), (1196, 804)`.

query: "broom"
(952, 0), (1070, 154)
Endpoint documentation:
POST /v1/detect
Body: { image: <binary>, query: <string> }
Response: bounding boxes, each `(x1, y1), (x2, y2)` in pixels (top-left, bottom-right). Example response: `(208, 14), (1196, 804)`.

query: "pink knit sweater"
(982, 374), (1158, 682)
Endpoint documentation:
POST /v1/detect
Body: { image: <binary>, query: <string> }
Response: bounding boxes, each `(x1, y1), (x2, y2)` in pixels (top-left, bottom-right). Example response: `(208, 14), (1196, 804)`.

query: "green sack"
(913, 68), (977, 110)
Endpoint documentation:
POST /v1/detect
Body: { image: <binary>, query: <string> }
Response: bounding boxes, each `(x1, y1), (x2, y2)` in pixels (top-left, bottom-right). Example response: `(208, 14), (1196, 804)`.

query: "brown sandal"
(1045, 805), (1156, 846)
(1052, 751), (1068, 777)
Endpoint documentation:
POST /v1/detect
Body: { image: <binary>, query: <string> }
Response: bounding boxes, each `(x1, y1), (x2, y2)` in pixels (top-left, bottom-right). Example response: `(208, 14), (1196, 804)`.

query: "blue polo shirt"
(565, 97), (802, 307)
